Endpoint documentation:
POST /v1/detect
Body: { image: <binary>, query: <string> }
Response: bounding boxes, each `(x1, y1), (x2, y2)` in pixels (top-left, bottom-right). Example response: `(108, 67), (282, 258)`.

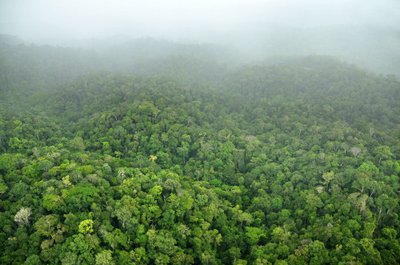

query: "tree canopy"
(0, 40), (399, 264)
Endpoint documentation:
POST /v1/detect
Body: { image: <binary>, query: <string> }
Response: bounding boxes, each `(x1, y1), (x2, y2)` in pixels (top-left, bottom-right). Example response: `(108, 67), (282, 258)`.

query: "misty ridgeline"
(0, 1), (400, 264)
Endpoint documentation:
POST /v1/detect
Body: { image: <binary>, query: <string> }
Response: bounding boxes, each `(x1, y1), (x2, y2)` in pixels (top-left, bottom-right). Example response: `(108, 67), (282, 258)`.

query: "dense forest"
(0, 37), (400, 265)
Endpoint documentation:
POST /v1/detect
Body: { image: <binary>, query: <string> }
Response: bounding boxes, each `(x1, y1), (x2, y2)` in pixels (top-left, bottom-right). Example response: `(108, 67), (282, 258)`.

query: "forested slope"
(0, 42), (399, 264)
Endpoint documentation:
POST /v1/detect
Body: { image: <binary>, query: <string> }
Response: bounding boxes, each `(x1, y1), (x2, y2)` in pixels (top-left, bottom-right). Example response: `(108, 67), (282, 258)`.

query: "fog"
(1, 0), (399, 42)
(1, 0), (400, 74)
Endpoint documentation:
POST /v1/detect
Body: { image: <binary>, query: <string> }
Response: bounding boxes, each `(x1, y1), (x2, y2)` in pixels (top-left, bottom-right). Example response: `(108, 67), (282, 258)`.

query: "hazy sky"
(0, 0), (399, 43)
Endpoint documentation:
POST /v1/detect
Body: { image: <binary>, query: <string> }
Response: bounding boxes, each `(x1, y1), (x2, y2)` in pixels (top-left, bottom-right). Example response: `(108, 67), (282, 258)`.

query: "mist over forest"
(1, 0), (400, 75)
(0, 1), (400, 264)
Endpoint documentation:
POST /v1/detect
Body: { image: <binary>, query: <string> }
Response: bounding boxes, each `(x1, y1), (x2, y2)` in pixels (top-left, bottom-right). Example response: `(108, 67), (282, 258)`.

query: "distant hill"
(0, 37), (236, 100)
(226, 25), (400, 76)
(0, 34), (24, 45)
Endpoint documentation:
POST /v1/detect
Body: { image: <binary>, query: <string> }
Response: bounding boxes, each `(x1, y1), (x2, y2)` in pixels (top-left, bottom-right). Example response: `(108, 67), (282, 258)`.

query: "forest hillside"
(0, 39), (399, 264)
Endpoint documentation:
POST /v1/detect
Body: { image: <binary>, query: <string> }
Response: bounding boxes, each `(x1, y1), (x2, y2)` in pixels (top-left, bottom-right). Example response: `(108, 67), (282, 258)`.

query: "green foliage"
(0, 46), (399, 264)
(62, 184), (99, 211)
(42, 194), (62, 211)
(245, 226), (266, 245)
(78, 219), (94, 234)
(95, 250), (115, 265)
(34, 215), (59, 237)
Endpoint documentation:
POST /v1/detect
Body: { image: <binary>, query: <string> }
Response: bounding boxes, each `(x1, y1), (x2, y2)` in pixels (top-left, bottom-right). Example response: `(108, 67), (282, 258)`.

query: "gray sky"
(0, 0), (399, 43)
